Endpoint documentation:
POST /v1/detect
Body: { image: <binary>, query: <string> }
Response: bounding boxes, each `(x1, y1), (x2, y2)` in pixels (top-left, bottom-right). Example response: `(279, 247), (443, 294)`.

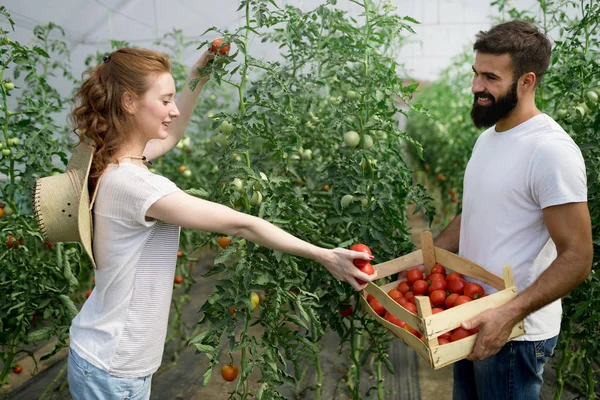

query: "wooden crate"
(361, 231), (525, 369)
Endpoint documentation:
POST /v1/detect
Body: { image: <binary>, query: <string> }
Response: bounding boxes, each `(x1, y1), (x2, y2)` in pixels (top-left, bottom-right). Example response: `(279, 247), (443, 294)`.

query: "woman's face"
(133, 72), (180, 142)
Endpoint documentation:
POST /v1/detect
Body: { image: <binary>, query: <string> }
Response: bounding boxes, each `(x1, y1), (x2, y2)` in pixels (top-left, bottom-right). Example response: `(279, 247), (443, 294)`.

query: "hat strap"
(89, 173), (106, 211)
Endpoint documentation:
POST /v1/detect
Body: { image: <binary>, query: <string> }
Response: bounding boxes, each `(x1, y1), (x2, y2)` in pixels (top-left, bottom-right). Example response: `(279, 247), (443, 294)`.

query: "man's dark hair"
(473, 20), (552, 86)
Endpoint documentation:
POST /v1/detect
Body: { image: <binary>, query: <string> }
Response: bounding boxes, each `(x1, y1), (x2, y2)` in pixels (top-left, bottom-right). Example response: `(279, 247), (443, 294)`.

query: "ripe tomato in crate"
(360, 231), (525, 369)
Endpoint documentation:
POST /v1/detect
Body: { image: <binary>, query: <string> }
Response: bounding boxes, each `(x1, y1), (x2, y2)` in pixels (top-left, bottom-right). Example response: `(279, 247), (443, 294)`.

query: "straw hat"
(33, 142), (96, 268)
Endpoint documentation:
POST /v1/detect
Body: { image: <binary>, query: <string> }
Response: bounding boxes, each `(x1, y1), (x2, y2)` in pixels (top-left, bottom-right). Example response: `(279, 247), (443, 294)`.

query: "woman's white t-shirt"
(70, 163), (181, 378)
(460, 114), (587, 341)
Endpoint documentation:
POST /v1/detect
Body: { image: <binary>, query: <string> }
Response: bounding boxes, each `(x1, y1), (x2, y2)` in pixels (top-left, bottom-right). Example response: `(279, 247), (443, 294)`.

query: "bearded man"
(433, 20), (593, 400)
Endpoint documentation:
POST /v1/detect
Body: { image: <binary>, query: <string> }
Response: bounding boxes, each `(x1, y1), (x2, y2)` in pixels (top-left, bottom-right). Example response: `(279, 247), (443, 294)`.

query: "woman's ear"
(121, 92), (136, 114)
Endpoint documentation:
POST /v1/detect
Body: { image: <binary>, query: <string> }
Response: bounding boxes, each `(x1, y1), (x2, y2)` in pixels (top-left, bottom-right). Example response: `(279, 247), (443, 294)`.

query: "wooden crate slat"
(434, 248), (505, 291)
(430, 323), (526, 369)
(420, 231), (436, 272)
(424, 287), (519, 337)
(372, 250), (424, 279)
(415, 296), (438, 347)
(364, 283), (422, 330)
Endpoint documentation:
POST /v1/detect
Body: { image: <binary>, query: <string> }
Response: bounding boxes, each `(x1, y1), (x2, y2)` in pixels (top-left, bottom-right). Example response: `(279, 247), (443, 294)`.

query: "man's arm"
(463, 202), (593, 360)
(433, 214), (461, 253)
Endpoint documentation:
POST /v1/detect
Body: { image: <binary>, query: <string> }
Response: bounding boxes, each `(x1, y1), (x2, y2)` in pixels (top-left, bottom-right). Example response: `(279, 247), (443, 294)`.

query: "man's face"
(470, 53), (519, 129)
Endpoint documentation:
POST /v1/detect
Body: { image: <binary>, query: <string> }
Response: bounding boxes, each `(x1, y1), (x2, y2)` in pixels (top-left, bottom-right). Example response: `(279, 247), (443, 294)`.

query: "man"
(433, 20), (593, 399)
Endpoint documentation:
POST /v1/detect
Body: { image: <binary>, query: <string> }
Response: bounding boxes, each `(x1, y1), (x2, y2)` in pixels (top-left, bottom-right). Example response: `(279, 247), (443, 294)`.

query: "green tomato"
(574, 105), (586, 117)
(183, 169), (192, 178)
(7, 137), (19, 146)
(360, 198), (368, 207)
(586, 90), (598, 104)
(213, 134), (229, 145)
(329, 96), (342, 105)
(3, 82), (15, 91)
(374, 130), (388, 140)
(209, 94), (217, 101)
(3, 205), (13, 216)
(176, 141), (184, 149)
(182, 136), (191, 147)
(341, 194), (354, 208)
(556, 109), (568, 119)
(2, 148), (10, 157)
(301, 149), (312, 160)
(249, 191), (263, 206)
(361, 134), (373, 149)
(346, 90), (360, 101)
(220, 121), (234, 134)
(308, 111), (319, 123)
(343, 131), (360, 148)
(231, 178), (244, 193)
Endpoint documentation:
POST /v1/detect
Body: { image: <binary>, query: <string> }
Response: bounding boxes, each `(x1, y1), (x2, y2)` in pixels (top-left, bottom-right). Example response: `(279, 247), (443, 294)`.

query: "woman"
(66, 47), (375, 399)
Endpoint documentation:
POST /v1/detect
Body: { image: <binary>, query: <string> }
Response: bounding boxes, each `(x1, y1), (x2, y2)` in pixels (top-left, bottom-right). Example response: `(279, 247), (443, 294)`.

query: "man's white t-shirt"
(70, 163), (181, 378)
(460, 113), (587, 341)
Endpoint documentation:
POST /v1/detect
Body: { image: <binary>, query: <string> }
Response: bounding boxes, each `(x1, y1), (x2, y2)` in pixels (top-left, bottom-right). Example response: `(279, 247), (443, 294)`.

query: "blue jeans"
(453, 336), (558, 400)
(68, 348), (152, 400)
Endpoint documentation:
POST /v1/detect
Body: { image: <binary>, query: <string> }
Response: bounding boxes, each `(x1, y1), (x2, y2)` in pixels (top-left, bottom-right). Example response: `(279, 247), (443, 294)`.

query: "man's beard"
(471, 79), (519, 129)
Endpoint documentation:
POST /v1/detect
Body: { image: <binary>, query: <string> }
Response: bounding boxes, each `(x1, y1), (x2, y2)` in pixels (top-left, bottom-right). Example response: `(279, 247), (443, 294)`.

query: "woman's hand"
(190, 49), (214, 84)
(319, 248), (377, 291)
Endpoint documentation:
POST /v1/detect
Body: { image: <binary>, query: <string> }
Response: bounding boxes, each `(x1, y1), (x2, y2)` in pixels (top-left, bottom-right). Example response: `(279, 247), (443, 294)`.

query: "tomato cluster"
(367, 264), (486, 345)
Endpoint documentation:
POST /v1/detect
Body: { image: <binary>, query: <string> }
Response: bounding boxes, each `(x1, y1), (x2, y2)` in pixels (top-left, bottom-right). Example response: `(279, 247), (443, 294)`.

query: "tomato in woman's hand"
(210, 38), (231, 55)
(221, 364), (238, 381)
(356, 263), (374, 285)
(431, 264), (446, 276)
(412, 279), (429, 295)
(406, 268), (423, 285)
(464, 282), (485, 299)
(350, 243), (372, 267)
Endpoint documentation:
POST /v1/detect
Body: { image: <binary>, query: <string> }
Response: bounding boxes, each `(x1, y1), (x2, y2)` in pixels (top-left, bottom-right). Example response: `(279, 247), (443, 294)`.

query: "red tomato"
(437, 337), (450, 345)
(85, 289), (93, 299)
(429, 289), (447, 307)
(174, 276), (183, 285)
(339, 306), (353, 318)
(439, 331), (452, 341)
(350, 243), (373, 268)
(177, 251), (183, 258)
(427, 273), (446, 284)
(217, 237), (231, 249)
(403, 324), (421, 338)
(431, 307), (444, 314)
(356, 262), (375, 285)
(447, 278), (466, 294)
(210, 38), (231, 55)
(12, 365), (23, 374)
(397, 296), (409, 306)
(404, 292), (416, 304)
(412, 279), (429, 295)
(387, 289), (403, 302)
(428, 279), (448, 294)
(366, 294), (375, 303)
(368, 298), (385, 316)
(450, 327), (472, 342)
(446, 272), (463, 281)
(445, 293), (460, 309)
(6, 236), (20, 249)
(431, 264), (446, 276)
(402, 302), (417, 315)
(384, 311), (405, 327)
(221, 364), (238, 381)
(397, 281), (411, 295)
(464, 283), (485, 299)
(454, 295), (472, 306)
(406, 268), (423, 285)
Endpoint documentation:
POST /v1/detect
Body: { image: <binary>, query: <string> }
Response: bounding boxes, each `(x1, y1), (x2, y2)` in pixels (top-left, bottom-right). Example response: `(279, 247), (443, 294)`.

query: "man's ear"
(122, 92), (136, 114)
(520, 72), (537, 92)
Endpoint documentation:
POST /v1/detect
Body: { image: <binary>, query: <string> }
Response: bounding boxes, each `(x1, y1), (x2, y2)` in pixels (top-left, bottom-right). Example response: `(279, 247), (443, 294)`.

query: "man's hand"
(461, 306), (519, 360)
